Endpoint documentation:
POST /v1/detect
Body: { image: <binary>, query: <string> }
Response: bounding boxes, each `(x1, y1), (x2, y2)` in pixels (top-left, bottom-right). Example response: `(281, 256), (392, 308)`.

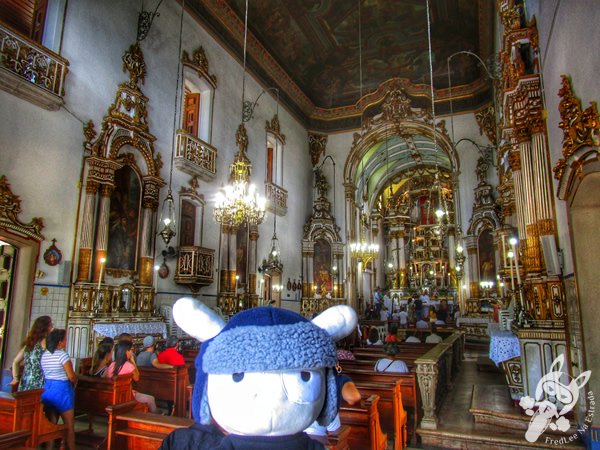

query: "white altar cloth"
(93, 322), (167, 338)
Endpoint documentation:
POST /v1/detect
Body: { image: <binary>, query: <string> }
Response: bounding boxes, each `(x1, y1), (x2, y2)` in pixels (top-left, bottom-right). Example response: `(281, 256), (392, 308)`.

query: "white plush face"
(207, 368), (326, 436)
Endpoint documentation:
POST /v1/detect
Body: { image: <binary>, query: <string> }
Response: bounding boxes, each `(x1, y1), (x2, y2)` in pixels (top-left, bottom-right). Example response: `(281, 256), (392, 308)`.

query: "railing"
(174, 246), (215, 289)
(415, 331), (464, 430)
(0, 23), (69, 108)
(265, 181), (288, 215)
(174, 130), (217, 180)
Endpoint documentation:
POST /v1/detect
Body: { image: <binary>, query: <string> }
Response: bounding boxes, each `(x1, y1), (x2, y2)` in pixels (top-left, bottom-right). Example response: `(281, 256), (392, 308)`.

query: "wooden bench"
(107, 400), (349, 450)
(135, 365), (189, 417)
(77, 357), (93, 375)
(340, 367), (419, 443)
(340, 394), (387, 450)
(0, 389), (67, 448)
(0, 430), (32, 450)
(353, 381), (408, 450)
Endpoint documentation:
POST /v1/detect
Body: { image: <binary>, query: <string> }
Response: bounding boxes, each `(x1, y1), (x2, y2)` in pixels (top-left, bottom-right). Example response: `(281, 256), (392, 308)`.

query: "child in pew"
(105, 340), (159, 413)
(89, 342), (113, 377)
(40, 329), (77, 450)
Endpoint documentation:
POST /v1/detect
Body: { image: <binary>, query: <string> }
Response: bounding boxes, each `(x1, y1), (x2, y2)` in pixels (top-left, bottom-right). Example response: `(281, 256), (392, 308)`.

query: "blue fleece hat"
(192, 306), (338, 426)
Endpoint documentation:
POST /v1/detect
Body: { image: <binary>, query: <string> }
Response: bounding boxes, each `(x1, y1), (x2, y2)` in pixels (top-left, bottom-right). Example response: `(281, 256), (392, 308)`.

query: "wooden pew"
(340, 394), (387, 450)
(135, 365), (189, 417)
(0, 430), (31, 450)
(0, 389), (67, 448)
(340, 367), (419, 443)
(353, 381), (408, 450)
(107, 400), (350, 450)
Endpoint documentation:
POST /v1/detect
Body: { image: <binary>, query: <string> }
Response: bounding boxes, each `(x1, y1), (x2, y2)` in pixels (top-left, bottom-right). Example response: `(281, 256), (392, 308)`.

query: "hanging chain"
(425, 0), (438, 161)
(168, 0), (185, 191)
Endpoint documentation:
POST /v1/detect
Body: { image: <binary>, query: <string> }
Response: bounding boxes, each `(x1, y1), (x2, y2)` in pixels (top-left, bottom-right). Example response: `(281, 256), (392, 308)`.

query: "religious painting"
(180, 199), (196, 246)
(313, 239), (332, 295)
(478, 229), (496, 282)
(107, 166), (141, 271)
(236, 222), (248, 286)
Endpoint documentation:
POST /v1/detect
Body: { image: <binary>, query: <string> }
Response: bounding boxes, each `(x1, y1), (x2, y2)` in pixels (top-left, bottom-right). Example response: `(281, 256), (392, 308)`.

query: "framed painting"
(107, 166), (141, 272)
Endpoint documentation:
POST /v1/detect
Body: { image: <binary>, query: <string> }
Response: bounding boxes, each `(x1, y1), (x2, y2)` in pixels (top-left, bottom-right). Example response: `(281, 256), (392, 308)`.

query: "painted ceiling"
(187, 0), (495, 131)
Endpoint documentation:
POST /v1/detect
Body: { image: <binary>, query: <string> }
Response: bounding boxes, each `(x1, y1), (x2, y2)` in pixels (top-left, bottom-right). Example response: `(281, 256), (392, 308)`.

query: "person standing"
(40, 329), (76, 450)
(373, 287), (383, 315)
(10, 315), (53, 391)
(414, 294), (423, 321)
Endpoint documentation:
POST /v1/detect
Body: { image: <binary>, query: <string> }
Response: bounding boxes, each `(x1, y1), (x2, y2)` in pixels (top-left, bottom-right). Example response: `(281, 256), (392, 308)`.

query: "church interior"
(1, 0), (600, 448)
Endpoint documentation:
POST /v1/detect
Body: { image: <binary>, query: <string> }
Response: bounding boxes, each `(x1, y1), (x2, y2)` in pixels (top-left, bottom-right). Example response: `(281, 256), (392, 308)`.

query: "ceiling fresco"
(187, 0), (495, 131)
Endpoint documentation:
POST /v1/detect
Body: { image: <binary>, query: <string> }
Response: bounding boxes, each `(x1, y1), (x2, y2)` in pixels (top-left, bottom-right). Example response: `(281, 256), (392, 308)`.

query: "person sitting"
(416, 318), (430, 329)
(374, 358), (409, 373)
(366, 328), (382, 346)
(157, 336), (185, 366)
(89, 342), (113, 377)
(385, 325), (399, 343)
(136, 336), (173, 369)
(425, 325), (443, 344)
(405, 331), (421, 343)
(105, 340), (158, 413)
(429, 307), (438, 323)
(436, 306), (448, 323)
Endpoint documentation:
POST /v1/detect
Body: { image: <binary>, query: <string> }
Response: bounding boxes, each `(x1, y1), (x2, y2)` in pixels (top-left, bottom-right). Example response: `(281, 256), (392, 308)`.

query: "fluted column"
(138, 177), (161, 286)
(93, 184), (114, 284)
(509, 151), (527, 240)
(219, 224), (231, 292)
(228, 226), (238, 293)
(344, 182), (357, 310)
(77, 180), (98, 282)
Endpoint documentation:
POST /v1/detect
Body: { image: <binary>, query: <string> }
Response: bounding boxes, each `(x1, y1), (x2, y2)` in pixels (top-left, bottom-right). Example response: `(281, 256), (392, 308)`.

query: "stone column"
(344, 182), (357, 310)
(93, 184), (114, 284)
(219, 224), (230, 293)
(76, 180), (98, 282)
(229, 226), (238, 293)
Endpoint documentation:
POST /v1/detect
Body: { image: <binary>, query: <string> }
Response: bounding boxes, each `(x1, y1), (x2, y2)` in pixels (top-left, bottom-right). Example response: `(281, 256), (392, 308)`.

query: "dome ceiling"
(187, 0), (495, 131)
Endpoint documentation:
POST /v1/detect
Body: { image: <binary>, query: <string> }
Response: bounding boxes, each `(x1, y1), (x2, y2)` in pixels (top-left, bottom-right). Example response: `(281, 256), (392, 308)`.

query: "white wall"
(0, 0), (314, 351)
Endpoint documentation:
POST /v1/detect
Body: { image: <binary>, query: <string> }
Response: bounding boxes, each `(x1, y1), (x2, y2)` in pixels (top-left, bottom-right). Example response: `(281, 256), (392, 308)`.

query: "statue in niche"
(315, 167), (329, 200)
(476, 157), (489, 186)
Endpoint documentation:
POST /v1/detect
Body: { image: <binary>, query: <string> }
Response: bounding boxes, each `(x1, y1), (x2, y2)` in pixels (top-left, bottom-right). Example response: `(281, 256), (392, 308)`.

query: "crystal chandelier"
(213, 0), (266, 228)
(350, 240), (380, 265)
(214, 150), (266, 227)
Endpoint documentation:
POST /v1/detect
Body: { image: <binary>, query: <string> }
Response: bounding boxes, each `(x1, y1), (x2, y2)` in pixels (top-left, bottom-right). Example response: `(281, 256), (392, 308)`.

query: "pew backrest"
(75, 373), (134, 417)
(135, 365), (189, 417)
(340, 394), (387, 450)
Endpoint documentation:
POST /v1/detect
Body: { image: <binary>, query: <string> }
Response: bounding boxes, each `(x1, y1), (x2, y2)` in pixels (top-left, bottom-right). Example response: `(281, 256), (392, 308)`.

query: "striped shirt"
(41, 350), (70, 380)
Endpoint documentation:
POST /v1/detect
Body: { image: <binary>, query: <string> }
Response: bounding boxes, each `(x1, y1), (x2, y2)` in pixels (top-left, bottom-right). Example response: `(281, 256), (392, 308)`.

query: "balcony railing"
(265, 182), (288, 215)
(174, 130), (217, 181)
(174, 246), (215, 291)
(0, 22), (69, 110)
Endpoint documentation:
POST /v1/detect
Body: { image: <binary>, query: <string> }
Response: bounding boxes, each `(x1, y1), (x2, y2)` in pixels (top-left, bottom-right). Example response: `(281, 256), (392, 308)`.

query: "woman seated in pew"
(416, 318), (430, 329)
(40, 329), (77, 450)
(89, 342), (113, 377)
(374, 342), (409, 373)
(384, 325), (399, 343)
(366, 328), (383, 346)
(105, 340), (159, 413)
(10, 315), (53, 391)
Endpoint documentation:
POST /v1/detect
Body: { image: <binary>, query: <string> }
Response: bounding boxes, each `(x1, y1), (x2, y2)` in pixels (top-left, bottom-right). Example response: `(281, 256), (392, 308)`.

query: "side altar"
(67, 283), (165, 359)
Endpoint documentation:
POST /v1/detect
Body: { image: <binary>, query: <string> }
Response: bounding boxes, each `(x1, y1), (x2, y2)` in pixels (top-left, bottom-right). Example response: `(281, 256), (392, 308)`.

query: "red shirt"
(157, 348), (185, 366)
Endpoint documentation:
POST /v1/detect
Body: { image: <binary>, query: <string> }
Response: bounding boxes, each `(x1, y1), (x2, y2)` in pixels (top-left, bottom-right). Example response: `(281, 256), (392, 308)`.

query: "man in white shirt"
(398, 308), (408, 327)
(383, 290), (392, 312)
(425, 325), (443, 344)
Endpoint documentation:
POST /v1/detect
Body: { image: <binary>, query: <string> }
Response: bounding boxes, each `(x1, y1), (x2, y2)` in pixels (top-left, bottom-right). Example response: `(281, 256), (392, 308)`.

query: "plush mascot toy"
(159, 297), (357, 450)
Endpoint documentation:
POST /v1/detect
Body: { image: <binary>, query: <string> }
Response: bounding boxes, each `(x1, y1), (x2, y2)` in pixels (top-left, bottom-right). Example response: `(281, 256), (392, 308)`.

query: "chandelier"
(350, 240), (380, 266)
(213, 0), (266, 228)
(214, 149), (266, 227)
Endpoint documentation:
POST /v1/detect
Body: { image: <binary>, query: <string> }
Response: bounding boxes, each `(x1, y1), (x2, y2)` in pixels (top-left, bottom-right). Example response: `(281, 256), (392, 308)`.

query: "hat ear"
(311, 304), (357, 341)
(173, 297), (225, 342)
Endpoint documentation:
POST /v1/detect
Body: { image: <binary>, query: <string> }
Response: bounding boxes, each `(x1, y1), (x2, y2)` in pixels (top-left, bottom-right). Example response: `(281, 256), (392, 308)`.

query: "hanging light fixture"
(213, 0), (266, 227)
(158, 0), (185, 245)
(350, 0), (379, 266)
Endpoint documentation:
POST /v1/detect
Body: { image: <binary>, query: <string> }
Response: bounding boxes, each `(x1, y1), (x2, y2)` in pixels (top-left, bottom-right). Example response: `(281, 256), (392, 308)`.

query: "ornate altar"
(301, 165), (345, 316)
(67, 43), (167, 358)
